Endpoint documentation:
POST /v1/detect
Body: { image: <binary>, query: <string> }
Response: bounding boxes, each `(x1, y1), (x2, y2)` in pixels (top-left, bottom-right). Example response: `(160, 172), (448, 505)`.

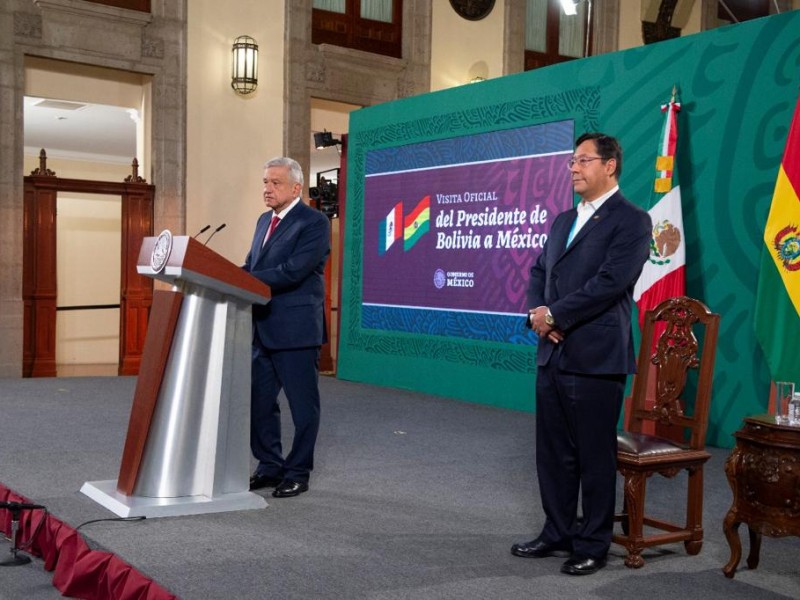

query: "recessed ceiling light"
(35, 99), (87, 111)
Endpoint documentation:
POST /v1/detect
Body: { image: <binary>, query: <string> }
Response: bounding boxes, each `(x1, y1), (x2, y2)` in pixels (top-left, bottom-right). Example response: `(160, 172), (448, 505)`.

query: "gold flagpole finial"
(671, 85), (678, 103)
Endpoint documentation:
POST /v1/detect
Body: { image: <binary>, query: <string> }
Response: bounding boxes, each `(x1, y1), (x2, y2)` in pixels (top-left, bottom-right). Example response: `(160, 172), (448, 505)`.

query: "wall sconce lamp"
(314, 131), (342, 150)
(231, 35), (258, 95)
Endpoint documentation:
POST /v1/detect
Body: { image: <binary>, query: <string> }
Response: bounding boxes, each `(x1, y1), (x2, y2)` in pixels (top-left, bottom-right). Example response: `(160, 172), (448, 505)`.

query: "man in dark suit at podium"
(244, 156), (330, 498)
(511, 133), (651, 574)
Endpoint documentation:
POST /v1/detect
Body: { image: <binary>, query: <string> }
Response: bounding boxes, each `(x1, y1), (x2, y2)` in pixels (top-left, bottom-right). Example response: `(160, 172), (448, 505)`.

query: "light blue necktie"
(566, 217), (578, 247)
(567, 203), (594, 247)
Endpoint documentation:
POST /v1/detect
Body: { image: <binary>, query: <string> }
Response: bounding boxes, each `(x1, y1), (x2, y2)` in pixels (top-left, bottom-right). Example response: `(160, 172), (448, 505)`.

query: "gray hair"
(264, 157), (304, 187)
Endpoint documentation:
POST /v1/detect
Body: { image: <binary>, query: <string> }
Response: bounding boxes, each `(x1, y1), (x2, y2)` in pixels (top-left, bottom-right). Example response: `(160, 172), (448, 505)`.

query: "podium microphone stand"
(0, 501), (45, 567)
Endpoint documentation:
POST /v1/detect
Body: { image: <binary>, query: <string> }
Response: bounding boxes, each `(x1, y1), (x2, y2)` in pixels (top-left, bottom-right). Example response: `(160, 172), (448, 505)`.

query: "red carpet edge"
(1, 483), (176, 600)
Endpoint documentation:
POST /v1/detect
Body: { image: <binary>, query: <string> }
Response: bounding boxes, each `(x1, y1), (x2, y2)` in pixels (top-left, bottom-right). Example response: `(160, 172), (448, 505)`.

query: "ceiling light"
(560, 0), (577, 15)
(35, 99), (87, 111)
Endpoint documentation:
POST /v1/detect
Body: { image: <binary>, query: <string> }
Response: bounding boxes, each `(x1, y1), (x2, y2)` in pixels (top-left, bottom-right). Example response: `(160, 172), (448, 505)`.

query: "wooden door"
(23, 153), (154, 377)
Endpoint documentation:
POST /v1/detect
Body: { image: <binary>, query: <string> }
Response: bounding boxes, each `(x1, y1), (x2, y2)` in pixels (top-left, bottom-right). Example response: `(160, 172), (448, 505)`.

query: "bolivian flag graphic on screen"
(403, 196), (430, 251)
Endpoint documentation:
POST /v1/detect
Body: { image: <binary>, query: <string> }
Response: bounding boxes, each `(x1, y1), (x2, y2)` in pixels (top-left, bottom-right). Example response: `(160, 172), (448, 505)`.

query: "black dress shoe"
(249, 473), (283, 491)
(511, 539), (571, 558)
(560, 555), (607, 575)
(272, 480), (309, 498)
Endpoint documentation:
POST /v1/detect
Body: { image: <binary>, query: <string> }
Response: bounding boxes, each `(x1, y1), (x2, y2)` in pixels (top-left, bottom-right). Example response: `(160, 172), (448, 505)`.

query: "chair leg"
(684, 465), (704, 555)
(746, 527), (761, 570)
(620, 470), (647, 568)
(620, 495), (630, 535)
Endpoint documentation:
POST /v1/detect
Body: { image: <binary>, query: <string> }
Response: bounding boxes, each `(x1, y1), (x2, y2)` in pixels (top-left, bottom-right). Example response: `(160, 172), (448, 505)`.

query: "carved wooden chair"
(613, 296), (720, 568)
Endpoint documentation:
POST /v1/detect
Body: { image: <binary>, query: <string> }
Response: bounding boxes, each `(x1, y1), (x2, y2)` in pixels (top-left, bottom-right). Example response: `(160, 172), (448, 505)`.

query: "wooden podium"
(81, 233), (270, 517)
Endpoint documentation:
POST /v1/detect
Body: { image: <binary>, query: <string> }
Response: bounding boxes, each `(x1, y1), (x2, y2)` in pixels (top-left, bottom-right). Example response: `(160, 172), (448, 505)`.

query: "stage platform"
(0, 376), (798, 599)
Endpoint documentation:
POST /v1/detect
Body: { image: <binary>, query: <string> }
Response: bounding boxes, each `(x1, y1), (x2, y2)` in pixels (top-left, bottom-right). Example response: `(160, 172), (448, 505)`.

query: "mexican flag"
(378, 201), (403, 255)
(754, 92), (800, 381)
(633, 89), (686, 329)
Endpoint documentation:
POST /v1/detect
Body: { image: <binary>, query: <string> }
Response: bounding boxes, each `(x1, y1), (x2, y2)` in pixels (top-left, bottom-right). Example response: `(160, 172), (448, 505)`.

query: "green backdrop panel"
(337, 12), (800, 448)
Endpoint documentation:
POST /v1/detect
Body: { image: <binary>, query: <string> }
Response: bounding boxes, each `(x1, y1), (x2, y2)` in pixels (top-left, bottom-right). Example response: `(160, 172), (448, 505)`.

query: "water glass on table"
(775, 381), (795, 425)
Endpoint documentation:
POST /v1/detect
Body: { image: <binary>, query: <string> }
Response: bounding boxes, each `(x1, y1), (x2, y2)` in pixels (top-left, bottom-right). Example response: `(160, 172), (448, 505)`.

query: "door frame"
(23, 154), (154, 377)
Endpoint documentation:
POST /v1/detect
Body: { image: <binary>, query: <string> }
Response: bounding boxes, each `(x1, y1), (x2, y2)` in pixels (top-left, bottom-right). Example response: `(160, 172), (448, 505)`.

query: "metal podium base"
(80, 480), (268, 518)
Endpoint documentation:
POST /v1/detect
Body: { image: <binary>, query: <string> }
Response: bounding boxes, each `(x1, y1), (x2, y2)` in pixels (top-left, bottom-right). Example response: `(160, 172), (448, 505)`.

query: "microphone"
(204, 223), (226, 246)
(0, 501), (46, 510)
(193, 224), (211, 238)
(0, 501), (46, 566)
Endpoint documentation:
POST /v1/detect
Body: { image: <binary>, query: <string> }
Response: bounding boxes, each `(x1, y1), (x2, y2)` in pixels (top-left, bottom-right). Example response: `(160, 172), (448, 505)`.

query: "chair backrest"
(627, 296), (720, 449)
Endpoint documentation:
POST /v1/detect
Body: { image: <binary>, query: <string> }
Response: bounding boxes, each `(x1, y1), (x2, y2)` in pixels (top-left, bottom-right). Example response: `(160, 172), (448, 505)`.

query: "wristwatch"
(544, 309), (555, 327)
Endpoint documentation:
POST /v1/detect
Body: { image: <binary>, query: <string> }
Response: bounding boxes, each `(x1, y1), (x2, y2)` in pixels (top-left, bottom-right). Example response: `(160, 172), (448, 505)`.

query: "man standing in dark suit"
(244, 156), (330, 498)
(511, 133), (651, 574)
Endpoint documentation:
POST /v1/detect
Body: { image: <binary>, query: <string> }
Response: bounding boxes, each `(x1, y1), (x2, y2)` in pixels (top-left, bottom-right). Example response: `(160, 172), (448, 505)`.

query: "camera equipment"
(309, 168), (339, 219)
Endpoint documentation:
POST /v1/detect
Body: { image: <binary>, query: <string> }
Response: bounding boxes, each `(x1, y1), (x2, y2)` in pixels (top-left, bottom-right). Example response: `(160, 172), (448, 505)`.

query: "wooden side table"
(723, 415), (800, 578)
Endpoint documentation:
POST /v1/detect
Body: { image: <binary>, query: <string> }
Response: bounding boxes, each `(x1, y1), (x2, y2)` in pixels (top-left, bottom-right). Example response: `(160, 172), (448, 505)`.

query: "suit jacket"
(244, 201), (331, 349)
(527, 191), (651, 375)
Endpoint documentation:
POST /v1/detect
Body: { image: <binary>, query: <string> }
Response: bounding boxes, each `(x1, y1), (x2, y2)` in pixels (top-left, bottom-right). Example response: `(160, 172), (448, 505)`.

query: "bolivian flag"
(754, 92), (800, 381)
(404, 196), (430, 251)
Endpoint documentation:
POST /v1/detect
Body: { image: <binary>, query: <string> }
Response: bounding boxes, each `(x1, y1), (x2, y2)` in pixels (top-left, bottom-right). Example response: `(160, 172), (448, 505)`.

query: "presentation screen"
(362, 120), (575, 344)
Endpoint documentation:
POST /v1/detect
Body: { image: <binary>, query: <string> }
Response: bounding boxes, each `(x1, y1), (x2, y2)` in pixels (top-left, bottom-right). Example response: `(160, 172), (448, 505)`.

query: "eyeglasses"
(567, 156), (604, 169)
